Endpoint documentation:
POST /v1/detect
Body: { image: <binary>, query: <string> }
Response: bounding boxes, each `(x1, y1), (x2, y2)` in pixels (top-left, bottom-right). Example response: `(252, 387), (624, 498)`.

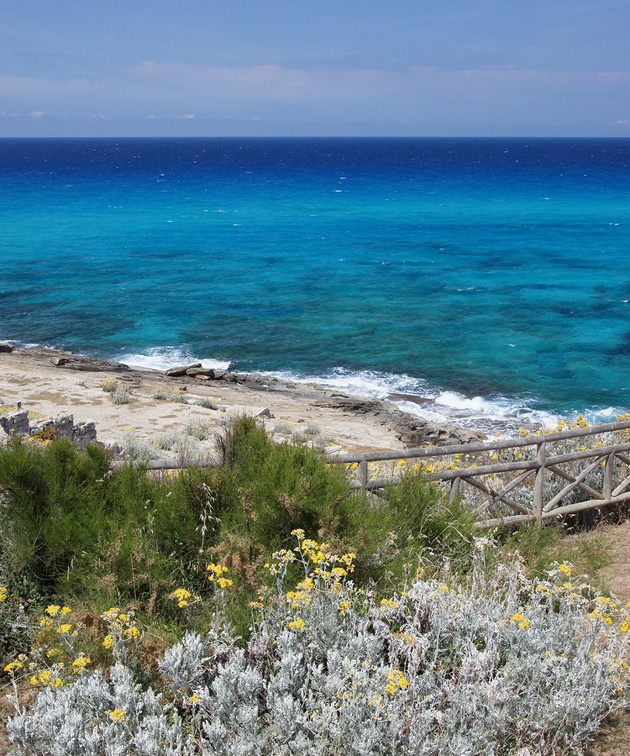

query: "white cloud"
(0, 63), (628, 131)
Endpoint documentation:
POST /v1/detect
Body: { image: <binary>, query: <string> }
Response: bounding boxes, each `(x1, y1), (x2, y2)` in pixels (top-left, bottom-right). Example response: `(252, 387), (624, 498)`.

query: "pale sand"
(0, 347), (415, 453)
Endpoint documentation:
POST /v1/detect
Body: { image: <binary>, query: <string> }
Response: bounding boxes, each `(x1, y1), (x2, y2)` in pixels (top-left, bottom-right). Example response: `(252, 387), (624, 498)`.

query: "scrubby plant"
(273, 422), (293, 435)
(5, 536), (629, 755)
(184, 419), (213, 441)
(153, 390), (189, 404)
(194, 398), (219, 410)
(122, 433), (159, 461)
(112, 388), (131, 405)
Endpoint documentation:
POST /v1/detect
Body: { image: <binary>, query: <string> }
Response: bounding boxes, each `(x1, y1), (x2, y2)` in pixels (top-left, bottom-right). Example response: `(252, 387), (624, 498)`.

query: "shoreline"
(0, 345), (485, 453)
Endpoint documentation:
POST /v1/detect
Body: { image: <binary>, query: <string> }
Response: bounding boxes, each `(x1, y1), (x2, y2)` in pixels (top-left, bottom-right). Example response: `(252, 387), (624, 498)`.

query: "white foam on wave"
(260, 366), (435, 401)
(116, 347), (231, 372)
(259, 367), (574, 434)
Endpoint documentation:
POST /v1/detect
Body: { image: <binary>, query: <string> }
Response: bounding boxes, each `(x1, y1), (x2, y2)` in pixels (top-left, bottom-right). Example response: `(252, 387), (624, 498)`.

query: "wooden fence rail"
(328, 419), (630, 529)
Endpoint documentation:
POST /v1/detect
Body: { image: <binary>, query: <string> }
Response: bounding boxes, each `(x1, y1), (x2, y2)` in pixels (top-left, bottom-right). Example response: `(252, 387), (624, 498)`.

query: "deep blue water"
(1, 137), (629, 429)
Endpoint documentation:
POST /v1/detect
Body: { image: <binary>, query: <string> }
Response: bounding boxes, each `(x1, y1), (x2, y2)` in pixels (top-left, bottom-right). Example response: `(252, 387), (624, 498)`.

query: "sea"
(1, 137), (629, 434)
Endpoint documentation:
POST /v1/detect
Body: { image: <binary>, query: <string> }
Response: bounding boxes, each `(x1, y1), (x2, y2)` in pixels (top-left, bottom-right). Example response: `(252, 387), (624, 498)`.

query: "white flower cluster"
(7, 555), (629, 755)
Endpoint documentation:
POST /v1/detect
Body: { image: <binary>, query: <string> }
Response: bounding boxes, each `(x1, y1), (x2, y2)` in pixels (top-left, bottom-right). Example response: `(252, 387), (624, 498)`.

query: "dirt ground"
(586, 520), (630, 755)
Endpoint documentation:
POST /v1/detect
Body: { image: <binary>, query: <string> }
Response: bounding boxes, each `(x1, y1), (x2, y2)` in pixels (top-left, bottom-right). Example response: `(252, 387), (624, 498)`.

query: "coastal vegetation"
(1, 417), (629, 754)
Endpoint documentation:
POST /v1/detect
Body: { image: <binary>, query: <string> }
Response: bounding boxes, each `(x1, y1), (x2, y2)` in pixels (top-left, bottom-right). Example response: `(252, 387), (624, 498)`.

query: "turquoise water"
(1, 138), (629, 428)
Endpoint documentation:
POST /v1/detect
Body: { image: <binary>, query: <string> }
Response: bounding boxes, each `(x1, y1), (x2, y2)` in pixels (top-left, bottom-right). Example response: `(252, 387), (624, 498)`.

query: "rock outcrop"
(0, 410), (97, 447)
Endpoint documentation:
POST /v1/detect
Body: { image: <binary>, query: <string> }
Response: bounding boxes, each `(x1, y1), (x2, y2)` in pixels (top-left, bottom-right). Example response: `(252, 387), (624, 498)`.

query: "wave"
(116, 346), (231, 372)
(15, 338), (627, 437)
(258, 366), (627, 436)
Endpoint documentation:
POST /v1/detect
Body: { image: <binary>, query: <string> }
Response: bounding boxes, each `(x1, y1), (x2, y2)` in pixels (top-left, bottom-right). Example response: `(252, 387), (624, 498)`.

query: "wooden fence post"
(449, 477), (461, 504)
(604, 452), (616, 499)
(357, 458), (368, 495)
(534, 442), (546, 520)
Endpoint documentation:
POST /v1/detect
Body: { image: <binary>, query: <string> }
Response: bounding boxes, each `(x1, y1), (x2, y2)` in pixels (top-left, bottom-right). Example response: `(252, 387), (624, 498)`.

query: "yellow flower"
(288, 616), (306, 631)
(380, 598), (398, 610)
(296, 577), (315, 591)
(57, 623), (72, 634)
(125, 626), (141, 639)
(339, 553), (356, 570)
(59, 606), (72, 615)
(72, 656), (91, 669)
(189, 693), (202, 703)
(558, 563), (573, 577)
(170, 587), (200, 607)
(4, 661), (23, 674)
(0, 585), (7, 601)
(510, 613), (530, 630)
(207, 563), (230, 582)
(102, 634), (114, 649)
(107, 708), (125, 722)
(45, 605), (61, 616)
(384, 668), (409, 695)
(620, 621), (629, 633)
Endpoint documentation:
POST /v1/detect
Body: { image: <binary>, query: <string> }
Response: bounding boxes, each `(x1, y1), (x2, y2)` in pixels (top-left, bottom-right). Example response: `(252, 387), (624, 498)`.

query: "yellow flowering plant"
(3, 604), (95, 692)
(100, 606), (143, 664)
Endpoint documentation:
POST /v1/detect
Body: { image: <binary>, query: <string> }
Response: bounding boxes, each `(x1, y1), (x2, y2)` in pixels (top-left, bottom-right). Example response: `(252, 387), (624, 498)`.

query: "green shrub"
(0, 419), (477, 632)
(0, 438), (111, 590)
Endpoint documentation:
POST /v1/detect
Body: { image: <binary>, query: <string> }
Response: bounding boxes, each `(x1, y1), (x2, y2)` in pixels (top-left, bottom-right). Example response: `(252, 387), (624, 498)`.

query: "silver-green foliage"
(7, 549), (629, 755)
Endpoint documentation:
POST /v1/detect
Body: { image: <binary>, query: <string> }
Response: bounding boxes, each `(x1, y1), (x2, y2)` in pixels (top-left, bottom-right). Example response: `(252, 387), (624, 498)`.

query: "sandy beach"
(0, 345), (484, 455)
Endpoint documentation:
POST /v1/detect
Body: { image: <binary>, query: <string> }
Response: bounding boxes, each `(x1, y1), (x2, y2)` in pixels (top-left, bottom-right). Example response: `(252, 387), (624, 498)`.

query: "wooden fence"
(329, 419), (630, 529)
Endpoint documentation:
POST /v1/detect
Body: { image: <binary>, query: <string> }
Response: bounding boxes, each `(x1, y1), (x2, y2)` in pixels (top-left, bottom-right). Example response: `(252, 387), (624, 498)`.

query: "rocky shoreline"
(0, 344), (485, 450)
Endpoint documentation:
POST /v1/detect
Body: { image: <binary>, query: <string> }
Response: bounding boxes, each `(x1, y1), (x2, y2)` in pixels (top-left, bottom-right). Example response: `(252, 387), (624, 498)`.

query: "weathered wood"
(542, 457), (605, 513)
(604, 452), (616, 499)
(448, 476), (460, 504)
(477, 491), (630, 529)
(357, 458), (368, 494)
(533, 443), (546, 518)
(495, 468), (536, 500)
(612, 471), (630, 497)
(542, 490), (630, 519)
(530, 443), (630, 467)
(330, 419), (630, 464)
(546, 465), (603, 502)
(459, 476), (530, 515)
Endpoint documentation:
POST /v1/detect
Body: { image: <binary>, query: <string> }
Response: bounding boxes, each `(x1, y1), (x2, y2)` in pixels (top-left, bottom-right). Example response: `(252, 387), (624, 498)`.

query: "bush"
(0, 438), (111, 590)
(0, 419), (478, 632)
(5, 537), (629, 755)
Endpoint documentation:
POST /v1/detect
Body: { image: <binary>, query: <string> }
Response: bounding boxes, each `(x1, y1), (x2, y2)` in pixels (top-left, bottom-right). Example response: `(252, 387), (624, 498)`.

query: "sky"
(1, 0), (629, 137)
